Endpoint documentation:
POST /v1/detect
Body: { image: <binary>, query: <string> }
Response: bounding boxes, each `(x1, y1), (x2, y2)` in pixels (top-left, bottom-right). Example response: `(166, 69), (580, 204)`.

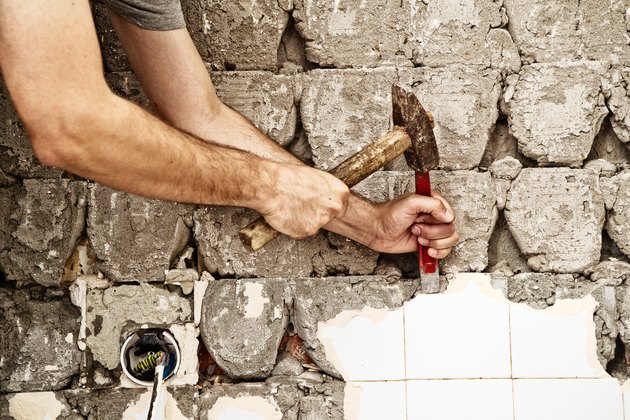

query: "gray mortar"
(292, 276), (418, 378)
(505, 62), (608, 167)
(87, 183), (192, 282)
(200, 278), (291, 379)
(0, 179), (87, 286)
(0, 288), (82, 392)
(505, 168), (606, 273)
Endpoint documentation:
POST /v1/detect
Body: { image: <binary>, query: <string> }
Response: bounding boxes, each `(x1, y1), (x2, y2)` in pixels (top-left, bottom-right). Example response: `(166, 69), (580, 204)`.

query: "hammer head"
(392, 85), (440, 173)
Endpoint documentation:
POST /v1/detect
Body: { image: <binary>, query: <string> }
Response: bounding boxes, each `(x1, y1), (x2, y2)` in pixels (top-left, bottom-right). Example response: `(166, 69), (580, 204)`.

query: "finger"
(418, 234), (459, 250)
(415, 214), (452, 225)
(413, 223), (456, 240)
(405, 195), (454, 223)
(429, 190), (455, 223)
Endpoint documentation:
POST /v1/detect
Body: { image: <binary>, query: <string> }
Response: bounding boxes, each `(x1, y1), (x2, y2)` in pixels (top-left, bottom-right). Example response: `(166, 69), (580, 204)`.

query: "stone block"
(608, 67), (630, 147)
(607, 171), (630, 258)
(588, 119), (630, 165)
(293, 0), (520, 71)
(292, 276), (418, 377)
(0, 179), (87, 286)
(87, 184), (191, 282)
(407, 0), (520, 72)
(352, 171), (414, 203)
(193, 206), (378, 278)
(85, 283), (192, 370)
(213, 72), (297, 146)
(199, 278), (291, 379)
(399, 66), (502, 170)
(0, 82), (62, 178)
(198, 380), (305, 419)
(506, 63), (608, 166)
(0, 289), (82, 392)
(505, 168), (605, 273)
(431, 170), (497, 272)
(187, 1), (289, 71)
(504, 0), (630, 64)
(301, 68), (397, 171)
(293, 0), (412, 68)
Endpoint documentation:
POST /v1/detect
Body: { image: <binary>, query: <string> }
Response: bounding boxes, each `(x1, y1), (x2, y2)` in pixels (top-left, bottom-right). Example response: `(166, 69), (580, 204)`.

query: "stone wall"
(2, 0), (630, 418)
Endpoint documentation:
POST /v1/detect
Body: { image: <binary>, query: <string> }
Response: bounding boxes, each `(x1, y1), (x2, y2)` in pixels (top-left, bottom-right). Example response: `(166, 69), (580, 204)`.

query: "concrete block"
(87, 184), (191, 282)
(0, 179), (87, 286)
(0, 82), (62, 178)
(85, 283), (192, 370)
(607, 171), (630, 258)
(188, 1), (289, 71)
(505, 168), (605, 273)
(213, 72), (297, 146)
(193, 206), (378, 278)
(431, 170), (497, 272)
(506, 63), (608, 166)
(301, 69), (397, 171)
(293, 0), (412, 68)
(0, 289), (82, 392)
(504, 0), (630, 64)
(399, 66), (502, 170)
(408, 0), (520, 72)
(292, 276), (418, 378)
(199, 278), (291, 379)
(608, 67), (630, 147)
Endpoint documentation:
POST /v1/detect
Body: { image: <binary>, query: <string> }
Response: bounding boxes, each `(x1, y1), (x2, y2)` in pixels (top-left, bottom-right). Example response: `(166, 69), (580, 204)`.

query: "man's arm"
(0, 0), (351, 239)
(107, 14), (459, 256)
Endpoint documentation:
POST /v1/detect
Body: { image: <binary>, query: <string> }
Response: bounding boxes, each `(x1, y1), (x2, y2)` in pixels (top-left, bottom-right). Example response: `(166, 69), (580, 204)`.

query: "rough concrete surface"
(193, 206), (378, 278)
(87, 184), (191, 282)
(213, 72), (297, 146)
(301, 68), (397, 171)
(187, 0), (289, 71)
(85, 283), (192, 370)
(504, 0), (630, 64)
(431, 170), (497, 272)
(0, 82), (63, 179)
(0, 179), (87, 286)
(608, 67), (630, 146)
(200, 278), (290, 379)
(588, 119), (630, 165)
(399, 66), (502, 170)
(607, 171), (630, 257)
(505, 168), (606, 273)
(506, 62), (608, 166)
(292, 276), (418, 378)
(0, 288), (81, 393)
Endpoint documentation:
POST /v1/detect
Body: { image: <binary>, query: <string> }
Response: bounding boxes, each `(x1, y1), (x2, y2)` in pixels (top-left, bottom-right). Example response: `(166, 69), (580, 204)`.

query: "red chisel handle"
(416, 171), (438, 275)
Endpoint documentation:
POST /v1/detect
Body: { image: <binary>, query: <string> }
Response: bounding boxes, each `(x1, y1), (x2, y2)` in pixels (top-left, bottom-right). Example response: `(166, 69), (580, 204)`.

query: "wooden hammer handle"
(239, 126), (412, 251)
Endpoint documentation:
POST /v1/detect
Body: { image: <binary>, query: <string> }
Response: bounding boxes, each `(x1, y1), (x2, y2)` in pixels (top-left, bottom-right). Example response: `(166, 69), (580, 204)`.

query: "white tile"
(622, 380), (630, 420)
(513, 379), (623, 420)
(406, 379), (514, 420)
(317, 307), (405, 381)
(404, 273), (511, 379)
(344, 381), (406, 420)
(510, 295), (607, 378)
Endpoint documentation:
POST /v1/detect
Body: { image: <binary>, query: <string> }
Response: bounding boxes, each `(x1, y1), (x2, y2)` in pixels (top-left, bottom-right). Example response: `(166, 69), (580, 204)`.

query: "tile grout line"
(508, 301), (516, 420)
(403, 302), (409, 420)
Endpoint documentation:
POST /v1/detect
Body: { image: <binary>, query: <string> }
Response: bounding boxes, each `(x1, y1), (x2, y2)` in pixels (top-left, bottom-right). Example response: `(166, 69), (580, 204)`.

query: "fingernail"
(412, 226), (422, 236)
(418, 237), (429, 246)
(428, 248), (437, 257)
(445, 210), (454, 220)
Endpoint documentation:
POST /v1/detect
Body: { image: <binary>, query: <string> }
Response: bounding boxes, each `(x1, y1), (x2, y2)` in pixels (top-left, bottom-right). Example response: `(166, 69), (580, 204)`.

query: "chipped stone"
(588, 119), (630, 165)
(608, 67), (630, 146)
(293, 276), (417, 378)
(85, 284), (192, 370)
(399, 66), (502, 170)
(506, 63), (608, 166)
(213, 72), (297, 146)
(0, 289), (81, 392)
(0, 179), (87, 286)
(272, 352), (305, 377)
(165, 269), (199, 295)
(591, 260), (630, 282)
(431, 171), (497, 272)
(87, 184), (191, 282)
(505, 169), (605, 273)
(200, 278), (290, 379)
(489, 156), (523, 180)
(488, 216), (530, 275)
(584, 159), (618, 177)
(301, 69), (397, 171)
(607, 171), (630, 258)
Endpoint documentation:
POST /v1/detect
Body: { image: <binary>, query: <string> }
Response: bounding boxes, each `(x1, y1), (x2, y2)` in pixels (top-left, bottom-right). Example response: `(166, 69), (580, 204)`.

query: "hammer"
(239, 85), (440, 290)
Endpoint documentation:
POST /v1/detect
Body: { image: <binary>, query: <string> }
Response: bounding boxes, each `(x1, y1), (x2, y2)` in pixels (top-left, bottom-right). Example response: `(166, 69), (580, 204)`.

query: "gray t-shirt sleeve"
(97, 0), (186, 31)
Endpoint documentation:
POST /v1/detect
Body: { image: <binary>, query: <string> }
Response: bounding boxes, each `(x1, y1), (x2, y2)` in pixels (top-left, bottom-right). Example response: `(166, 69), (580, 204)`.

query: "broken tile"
(510, 295), (608, 379)
(404, 273), (511, 379)
(317, 306), (405, 381)
(344, 381), (406, 420)
(513, 379), (623, 420)
(406, 379), (513, 420)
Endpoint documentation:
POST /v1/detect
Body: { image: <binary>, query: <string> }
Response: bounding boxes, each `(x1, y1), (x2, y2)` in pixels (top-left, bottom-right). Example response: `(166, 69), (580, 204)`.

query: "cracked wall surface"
(2, 0), (630, 418)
